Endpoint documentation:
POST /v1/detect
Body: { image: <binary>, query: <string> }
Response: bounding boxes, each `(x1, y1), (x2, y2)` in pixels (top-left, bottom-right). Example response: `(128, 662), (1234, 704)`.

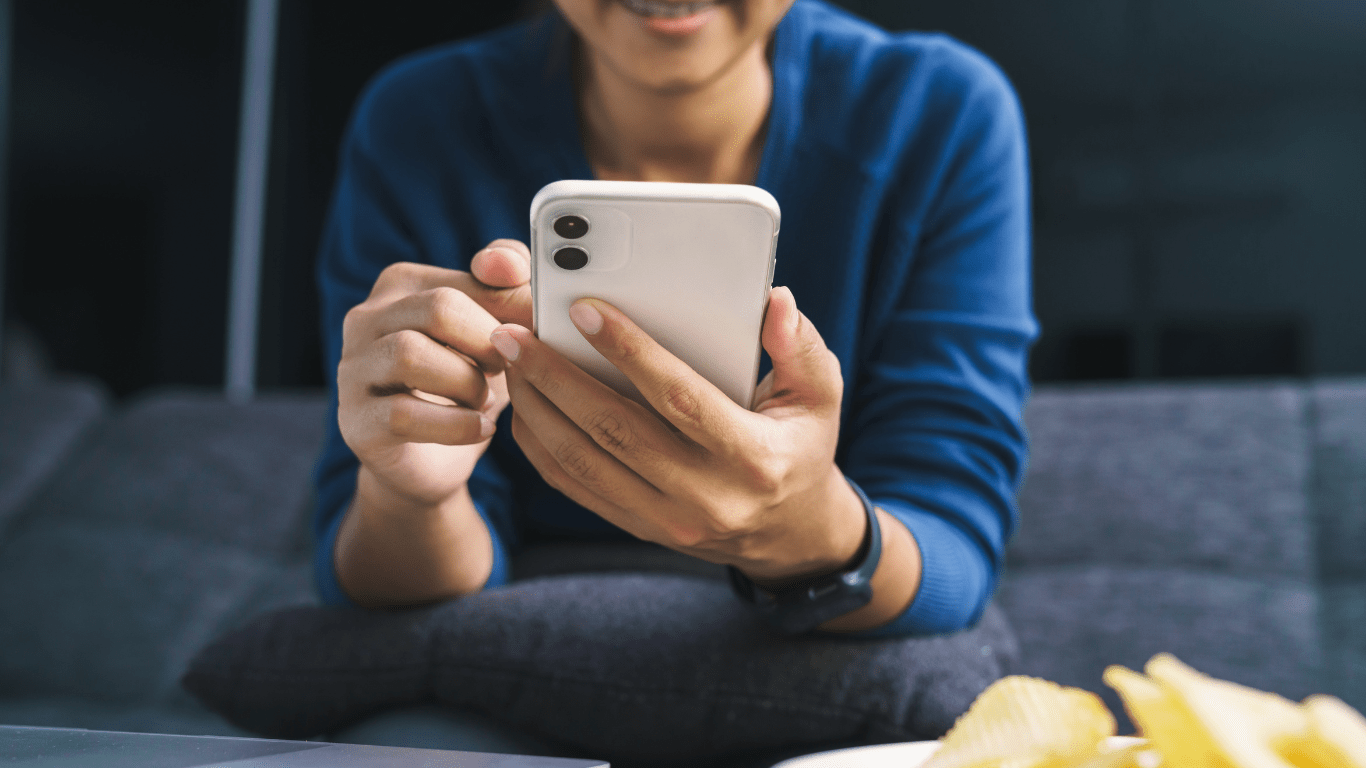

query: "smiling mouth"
(617, 0), (720, 19)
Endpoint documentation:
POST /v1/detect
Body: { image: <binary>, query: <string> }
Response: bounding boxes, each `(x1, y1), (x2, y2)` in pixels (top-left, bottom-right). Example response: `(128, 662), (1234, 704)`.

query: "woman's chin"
(601, 15), (739, 91)
(609, 49), (738, 95)
(562, 0), (775, 93)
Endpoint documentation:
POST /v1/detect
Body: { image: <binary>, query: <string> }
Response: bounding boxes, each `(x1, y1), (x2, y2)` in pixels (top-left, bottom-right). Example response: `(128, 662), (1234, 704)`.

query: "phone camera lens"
(553, 215), (589, 239)
(553, 246), (588, 271)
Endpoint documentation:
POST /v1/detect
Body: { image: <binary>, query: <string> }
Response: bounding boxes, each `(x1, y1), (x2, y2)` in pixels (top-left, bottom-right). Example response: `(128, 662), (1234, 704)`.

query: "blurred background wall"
(2, 0), (1363, 397)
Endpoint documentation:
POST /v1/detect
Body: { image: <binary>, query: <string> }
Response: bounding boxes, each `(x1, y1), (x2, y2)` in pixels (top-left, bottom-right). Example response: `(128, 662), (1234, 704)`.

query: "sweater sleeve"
(843, 50), (1036, 637)
(311, 84), (514, 607)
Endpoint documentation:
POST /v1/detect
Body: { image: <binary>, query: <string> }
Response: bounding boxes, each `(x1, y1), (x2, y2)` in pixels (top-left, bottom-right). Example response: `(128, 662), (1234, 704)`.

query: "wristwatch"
(727, 476), (882, 635)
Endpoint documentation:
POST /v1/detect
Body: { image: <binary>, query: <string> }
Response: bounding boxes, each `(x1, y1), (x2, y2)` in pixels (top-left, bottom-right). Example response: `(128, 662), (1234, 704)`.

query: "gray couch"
(0, 377), (1361, 741)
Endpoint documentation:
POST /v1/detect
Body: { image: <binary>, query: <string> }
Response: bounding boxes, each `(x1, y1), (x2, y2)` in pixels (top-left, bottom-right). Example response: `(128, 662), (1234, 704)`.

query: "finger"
(503, 364), (669, 514)
(481, 370), (511, 417)
(751, 369), (776, 407)
(509, 411), (668, 544)
(368, 261), (531, 326)
(492, 323), (697, 488)
(562, 298), (748, 455)
(369, 329), (488, 408)
(370, 392), (495, 446)
(757, 286), (843, 415)
(470, 239), (531, 289)
(369, 288), (505, 373)
(508, 410), (718, 558)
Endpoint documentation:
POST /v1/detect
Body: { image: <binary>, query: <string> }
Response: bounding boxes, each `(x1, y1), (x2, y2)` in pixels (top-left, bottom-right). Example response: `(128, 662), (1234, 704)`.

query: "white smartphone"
(529, 180), (781, 410)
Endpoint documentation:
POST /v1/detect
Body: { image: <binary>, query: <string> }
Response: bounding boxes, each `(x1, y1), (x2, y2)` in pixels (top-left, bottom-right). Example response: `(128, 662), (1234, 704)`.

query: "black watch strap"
(728, 476), (882, 635)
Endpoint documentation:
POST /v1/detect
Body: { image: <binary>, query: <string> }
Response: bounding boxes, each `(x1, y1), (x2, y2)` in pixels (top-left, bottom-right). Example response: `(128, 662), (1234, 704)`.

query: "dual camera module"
(552, 215), (589, 270)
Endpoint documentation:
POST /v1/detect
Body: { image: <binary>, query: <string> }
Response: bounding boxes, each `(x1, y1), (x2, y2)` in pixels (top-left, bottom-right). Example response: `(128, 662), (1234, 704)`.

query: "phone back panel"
(530, 180), (780, 410)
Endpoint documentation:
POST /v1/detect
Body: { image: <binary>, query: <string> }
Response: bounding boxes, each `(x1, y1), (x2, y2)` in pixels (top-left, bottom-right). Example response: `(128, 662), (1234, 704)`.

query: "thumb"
(758, 286), (843, 411)
(470, 239), (530, 289)
(480, 370), (512, 421)
(469, 240), (532, 326)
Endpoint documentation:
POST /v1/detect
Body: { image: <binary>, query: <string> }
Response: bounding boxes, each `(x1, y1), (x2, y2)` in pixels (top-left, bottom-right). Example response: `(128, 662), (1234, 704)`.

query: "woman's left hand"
(489, 286), (868, 585)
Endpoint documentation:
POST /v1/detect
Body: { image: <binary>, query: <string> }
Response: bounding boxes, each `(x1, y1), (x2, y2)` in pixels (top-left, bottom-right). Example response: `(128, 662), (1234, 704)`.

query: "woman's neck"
(576, 41), (773, 185)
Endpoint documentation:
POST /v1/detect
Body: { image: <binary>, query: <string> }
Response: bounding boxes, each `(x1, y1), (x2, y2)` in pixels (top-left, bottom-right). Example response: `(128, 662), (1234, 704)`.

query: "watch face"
(803, 584), (876, 630)
(761, 582), (874, 635)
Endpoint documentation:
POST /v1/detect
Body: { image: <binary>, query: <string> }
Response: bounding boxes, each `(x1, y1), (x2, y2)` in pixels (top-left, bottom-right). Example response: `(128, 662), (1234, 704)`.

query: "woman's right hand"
(336, 240), (532, 509)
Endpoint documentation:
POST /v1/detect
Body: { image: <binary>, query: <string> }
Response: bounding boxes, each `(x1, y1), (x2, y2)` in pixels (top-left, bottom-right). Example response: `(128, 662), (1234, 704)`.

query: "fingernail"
(569, 302), (603, 335)
(479, 415), (496, 438)
(490, 330), (520, 361)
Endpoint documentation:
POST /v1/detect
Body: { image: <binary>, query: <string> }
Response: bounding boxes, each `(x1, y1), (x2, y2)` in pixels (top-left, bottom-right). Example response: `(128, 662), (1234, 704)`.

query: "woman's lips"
(641, 8), (717, 35)
(617, 0), (720, 36)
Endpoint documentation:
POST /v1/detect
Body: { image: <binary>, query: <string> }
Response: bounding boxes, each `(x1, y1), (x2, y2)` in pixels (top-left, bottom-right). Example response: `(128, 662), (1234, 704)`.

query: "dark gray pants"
(318, 542), (1017, 768)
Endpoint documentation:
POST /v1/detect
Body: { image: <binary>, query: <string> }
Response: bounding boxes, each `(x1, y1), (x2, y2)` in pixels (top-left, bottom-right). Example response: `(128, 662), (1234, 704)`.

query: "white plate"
(772, 741), (940, 768)
(772, 736), (1146, 768)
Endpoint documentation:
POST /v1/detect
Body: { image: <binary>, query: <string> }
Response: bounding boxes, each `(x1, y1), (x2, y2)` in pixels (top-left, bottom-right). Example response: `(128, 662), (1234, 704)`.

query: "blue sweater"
(313, 0), (1036, 636)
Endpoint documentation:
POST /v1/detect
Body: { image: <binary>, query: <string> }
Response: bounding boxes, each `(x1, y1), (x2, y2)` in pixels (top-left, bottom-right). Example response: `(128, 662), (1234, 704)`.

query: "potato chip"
(1068, 742), (1155, 768)
(1103, 664), (1212, 767)
(931, 656), (1366, 768)
(922, 676), (1116, 768)
(1280, 695), (1366, 768)
(1144, 653), (1308, 768)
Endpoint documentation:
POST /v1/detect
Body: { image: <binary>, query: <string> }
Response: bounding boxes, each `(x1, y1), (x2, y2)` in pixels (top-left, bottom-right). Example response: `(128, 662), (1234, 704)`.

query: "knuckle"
(376, 261), (419, 290)
(724, 530), (768, 563)
(702, 502), (752, 540)
(665, 524), (709, 550)
(428, 286), (473, 325)
(553, 440), (598, 485)
(738, 454), (785, 497)
(387, 330), (426, 376)
(585, 409), (634, 453)
(667, 511), (749, 550)
(341, 304), (366, 341)
(611, 333), (645, 364)
(660, 377), (703, 426)
(792, 334), (825, 369)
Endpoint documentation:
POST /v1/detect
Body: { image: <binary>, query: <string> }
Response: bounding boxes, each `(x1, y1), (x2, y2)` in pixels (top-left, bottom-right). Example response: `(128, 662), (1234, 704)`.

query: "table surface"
(772, 736), (1146, 768)
(0, 725), (609, 768)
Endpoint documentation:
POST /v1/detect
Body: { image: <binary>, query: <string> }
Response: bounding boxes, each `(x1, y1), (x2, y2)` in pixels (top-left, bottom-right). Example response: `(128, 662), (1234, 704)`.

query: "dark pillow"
(185, 573), (1015, 763)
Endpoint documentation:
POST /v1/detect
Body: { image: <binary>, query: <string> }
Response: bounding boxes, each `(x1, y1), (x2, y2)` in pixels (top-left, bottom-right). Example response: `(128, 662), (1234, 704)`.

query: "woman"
(314, 0), (1035, 753)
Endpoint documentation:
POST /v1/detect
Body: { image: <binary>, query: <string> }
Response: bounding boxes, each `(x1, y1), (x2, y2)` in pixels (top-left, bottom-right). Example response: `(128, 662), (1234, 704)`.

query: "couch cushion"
(1313, 377), (1366, 714)
(0, 390), (326, 719)
(1322, 582), (1366, 715)
(183, 574), (1018, 765)
(0, 378), (107, 539)
(15, 390), (326, 556)
(1312, 379), (1366, 581)
(0, 522), (313, 705)
(1013, 382), (1313, 581)
(998, 566), (1321, 732)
